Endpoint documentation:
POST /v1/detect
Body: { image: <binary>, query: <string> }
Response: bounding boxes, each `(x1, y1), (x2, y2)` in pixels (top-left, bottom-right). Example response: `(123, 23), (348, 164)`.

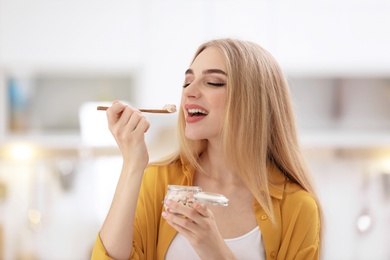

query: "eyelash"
(208, 82), (225, 87)
(182, 82), (226, 88)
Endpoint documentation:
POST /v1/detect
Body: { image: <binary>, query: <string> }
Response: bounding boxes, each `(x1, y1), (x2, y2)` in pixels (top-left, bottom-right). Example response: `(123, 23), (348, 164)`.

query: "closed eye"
(183, 82), (225, 88)
(207, 82), (225, 87)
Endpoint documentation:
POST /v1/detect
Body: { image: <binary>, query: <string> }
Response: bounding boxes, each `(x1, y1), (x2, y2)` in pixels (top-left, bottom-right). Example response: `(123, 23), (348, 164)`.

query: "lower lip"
(186, 115), (206, 123)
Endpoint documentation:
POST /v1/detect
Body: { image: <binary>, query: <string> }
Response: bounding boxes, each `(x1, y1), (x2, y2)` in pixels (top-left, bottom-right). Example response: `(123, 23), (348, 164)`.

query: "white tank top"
(165, 226), (265, 260)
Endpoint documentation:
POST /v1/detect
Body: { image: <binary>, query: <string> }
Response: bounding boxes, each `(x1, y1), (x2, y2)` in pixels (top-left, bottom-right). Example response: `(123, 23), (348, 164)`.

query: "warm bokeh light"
(28, 208), (41, 225)
(356, 213), (373, 233)
(378, 157), (390, 174)
(28, 208), (42, 232)
(8, 143), (35, 160)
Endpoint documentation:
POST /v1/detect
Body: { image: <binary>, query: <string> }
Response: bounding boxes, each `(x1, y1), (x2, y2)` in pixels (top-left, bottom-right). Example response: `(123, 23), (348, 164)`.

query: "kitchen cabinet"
(289, 76), (390, 149)
(0, 71), (134, 133)
(2, 74), (390, 150)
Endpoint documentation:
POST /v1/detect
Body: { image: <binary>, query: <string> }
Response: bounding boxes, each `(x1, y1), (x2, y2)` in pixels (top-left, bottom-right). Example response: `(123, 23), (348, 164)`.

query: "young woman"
(91, 38), (322, 260)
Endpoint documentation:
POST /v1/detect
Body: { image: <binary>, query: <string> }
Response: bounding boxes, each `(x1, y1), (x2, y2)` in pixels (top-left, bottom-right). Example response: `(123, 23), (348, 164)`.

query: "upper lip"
(184, 104), (209, 115)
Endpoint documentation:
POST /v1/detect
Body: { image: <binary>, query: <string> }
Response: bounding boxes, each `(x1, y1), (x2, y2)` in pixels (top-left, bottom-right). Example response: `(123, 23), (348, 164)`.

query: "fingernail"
(162, 212), (168, 218)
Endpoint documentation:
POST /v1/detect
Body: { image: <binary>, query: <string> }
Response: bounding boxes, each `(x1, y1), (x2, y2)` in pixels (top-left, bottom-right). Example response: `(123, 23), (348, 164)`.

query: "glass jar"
(163, 185), (229, 212)
(163, 185), (202, 212)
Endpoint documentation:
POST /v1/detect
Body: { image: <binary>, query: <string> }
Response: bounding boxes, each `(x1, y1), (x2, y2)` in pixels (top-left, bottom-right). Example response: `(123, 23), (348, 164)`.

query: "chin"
(184, 131), (205, 141)
(184, 134), (204, 141)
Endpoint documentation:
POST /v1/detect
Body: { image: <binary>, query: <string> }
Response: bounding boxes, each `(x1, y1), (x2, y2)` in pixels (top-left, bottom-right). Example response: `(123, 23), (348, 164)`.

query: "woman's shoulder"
(146, 158), (183, 175)
(282, 180), (319, 215)
(268, 164), (318, 213)
(143, 157), (193, 185)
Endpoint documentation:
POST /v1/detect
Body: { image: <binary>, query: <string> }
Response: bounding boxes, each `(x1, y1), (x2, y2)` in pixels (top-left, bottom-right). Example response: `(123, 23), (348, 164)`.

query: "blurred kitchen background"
(1, 0), (390, 259)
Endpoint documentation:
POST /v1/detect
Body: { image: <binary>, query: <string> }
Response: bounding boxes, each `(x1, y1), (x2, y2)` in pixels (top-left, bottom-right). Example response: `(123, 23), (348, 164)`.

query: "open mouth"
(188, 108), (209, 117)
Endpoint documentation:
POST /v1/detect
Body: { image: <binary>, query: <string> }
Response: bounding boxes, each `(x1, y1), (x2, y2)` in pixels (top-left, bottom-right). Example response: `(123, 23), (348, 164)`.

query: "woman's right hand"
(97, 101), (150, 260)
(106, 101), (150, 171)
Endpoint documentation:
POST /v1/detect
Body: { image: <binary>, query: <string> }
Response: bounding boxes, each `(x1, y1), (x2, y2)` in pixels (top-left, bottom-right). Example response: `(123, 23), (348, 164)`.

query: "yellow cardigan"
(91, 158), (320, 260)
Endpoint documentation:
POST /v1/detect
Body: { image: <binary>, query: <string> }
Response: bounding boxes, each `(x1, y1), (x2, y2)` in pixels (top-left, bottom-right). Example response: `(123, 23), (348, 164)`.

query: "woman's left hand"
(162, 200), (236, 259)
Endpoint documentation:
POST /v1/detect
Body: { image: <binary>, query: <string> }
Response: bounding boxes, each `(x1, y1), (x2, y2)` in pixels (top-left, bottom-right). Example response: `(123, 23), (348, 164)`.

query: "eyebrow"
(185, 68), (227, 76)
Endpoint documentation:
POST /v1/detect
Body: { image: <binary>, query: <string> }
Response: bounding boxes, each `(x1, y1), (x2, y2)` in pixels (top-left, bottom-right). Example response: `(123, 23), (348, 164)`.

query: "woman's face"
(181, 46), (228, 141)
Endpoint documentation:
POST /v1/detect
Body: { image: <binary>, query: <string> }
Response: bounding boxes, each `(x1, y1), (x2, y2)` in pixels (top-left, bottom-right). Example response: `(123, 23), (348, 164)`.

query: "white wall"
(2, 0), (390, 105)
(0, 1), (143, 69)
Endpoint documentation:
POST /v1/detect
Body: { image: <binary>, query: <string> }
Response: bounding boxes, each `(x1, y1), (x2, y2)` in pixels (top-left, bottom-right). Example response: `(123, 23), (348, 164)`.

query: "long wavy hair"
(154, 38), (322, 232)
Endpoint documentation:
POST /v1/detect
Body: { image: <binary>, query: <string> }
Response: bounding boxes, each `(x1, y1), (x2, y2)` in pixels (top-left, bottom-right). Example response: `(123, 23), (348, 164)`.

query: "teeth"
(188, 108), (208, 115)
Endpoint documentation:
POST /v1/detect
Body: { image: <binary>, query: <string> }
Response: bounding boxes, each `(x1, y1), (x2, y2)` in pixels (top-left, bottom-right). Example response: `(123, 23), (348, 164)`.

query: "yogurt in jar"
(163, 185), (229, 215)
(164, 185), (202, 214)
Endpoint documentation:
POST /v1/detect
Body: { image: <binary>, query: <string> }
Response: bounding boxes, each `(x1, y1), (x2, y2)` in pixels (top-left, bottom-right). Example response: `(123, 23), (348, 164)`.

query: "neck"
(199, 145), (241, 185)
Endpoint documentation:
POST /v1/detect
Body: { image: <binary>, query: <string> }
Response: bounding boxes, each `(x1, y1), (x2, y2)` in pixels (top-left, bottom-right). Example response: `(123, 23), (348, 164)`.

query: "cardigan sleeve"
(129, 165), (164, 259)
(90, 165), (164, 260)
(90, 233), (114, 260)
(91, 233), (146, 260)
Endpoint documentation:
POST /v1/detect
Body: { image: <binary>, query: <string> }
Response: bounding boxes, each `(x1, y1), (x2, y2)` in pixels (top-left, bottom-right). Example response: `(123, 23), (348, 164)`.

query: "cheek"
(210, 92), (227, 112)
(180, 95), (186, 112)
(213, 94), (227, 127)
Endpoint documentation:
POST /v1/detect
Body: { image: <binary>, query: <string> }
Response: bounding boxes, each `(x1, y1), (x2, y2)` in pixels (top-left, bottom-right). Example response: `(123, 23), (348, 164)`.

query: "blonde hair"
(154, 38), (322, 230)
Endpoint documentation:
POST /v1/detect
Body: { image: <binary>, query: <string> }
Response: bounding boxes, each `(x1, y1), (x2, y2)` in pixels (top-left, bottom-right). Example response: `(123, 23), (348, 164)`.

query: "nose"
(183, 81), (200, 99)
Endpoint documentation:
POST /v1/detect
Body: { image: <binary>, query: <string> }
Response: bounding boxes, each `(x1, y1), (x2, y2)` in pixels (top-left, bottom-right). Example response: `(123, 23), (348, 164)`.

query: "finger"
(162, 209), (196, 232)
(192, 202), (210, 218)
(165, 218), (196, 236)
(165, 200), (208, 224)
(106, 101), (128, 125)
(116, 106), (136, 127)
(134, 117), (150, 134)
(123, 110), (148, 133)
(164, 200), (193, 217)
(140, 117), (151, 133)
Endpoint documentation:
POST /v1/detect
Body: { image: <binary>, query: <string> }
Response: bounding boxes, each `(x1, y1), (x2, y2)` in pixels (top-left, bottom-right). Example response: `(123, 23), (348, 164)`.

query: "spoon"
(97, 104), (176, 113)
